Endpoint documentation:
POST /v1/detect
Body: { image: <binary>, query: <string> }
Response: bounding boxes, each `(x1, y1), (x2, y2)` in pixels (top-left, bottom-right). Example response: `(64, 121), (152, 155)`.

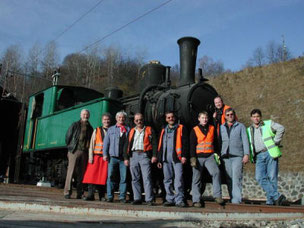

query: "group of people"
(63, 95), (286, 207)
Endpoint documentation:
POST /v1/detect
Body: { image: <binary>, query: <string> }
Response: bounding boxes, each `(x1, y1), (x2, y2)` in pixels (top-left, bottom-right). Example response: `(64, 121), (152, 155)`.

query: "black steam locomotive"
(19, 36), (219, 185)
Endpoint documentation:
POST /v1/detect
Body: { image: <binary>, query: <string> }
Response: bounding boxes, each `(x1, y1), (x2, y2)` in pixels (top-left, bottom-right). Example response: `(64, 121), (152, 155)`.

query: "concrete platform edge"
(0, 201), (303, 221)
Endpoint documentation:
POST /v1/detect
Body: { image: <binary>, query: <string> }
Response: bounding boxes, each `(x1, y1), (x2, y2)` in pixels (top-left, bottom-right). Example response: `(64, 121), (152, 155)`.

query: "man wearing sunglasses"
(220, 108), (249, 204)
(124, 113), (158, 206)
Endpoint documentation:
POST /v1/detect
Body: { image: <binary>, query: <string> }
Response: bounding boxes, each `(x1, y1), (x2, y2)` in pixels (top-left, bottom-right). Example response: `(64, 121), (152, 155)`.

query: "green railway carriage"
(22, 85), (122, 184)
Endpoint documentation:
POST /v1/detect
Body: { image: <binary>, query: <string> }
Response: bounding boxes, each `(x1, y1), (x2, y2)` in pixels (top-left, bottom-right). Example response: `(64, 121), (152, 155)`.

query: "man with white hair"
(64, 109), (93, 199)
(103, 111), (130, 203)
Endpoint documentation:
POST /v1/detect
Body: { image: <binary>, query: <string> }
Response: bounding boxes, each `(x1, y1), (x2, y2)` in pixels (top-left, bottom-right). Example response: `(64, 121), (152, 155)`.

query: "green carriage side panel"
(33, 98), (122, 151)
(41, 87), (55, 116)
(23, 85), (109, 153)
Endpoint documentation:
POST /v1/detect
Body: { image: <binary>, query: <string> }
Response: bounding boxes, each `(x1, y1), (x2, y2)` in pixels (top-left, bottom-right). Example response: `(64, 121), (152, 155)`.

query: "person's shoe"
(106, 198), (113, 203)
(120, 199), (128, 204)
(275, 195), (286, 206)
(84, 195), (95, 201)
(193, 202), (202, 208)
(64, 195), (71, 199)
(176, 202), (187, 208)
(147, 201), (155, 206)
(76, 194), (83, 199)
(99, 197), (107, 202)
(163, 201), (175, 207)
(215, 197), (224, 205)
(132, 200), (142, 205)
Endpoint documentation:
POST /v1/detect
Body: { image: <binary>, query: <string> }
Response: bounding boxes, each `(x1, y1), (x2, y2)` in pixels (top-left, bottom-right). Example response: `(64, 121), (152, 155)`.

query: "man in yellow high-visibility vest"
(247, 109), (285, 206)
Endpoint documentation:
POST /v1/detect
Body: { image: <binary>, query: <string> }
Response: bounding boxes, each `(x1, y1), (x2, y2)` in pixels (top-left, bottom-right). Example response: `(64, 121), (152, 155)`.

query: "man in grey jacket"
(220, 108), (249, 204)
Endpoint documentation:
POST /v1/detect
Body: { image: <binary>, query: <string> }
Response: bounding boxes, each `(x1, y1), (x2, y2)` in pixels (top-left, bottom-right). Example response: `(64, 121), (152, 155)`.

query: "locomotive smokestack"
(177, 37), (200, 86)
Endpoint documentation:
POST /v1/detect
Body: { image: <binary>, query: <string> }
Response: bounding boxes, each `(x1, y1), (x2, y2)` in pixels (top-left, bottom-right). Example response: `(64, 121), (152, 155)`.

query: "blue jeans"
(223, 156), (243, 204)
(255, 151), (280, 205)
(107, 157), (127, 200)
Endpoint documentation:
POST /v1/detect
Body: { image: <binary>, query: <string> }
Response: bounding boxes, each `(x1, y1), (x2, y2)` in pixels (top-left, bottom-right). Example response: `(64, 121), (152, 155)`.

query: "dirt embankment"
(208, 57), (304, 171)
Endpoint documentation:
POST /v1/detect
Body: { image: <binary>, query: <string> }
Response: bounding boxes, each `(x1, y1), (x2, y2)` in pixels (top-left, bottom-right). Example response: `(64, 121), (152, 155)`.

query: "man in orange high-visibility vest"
(190, 111), (224, 207)
(82, 113), (111, 201)
(157, 111), (189, 208)
(124, 113), (158, 206)
(213, 96), (236, 137)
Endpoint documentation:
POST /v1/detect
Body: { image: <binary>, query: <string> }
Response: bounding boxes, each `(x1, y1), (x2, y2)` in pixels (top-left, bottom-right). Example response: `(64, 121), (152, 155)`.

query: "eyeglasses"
(166, 117), (175, 119)
(226, 113), (234, 117)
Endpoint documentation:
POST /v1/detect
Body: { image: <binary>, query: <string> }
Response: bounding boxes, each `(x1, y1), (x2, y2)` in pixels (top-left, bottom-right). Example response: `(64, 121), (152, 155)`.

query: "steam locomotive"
(20, 37), (218, 185)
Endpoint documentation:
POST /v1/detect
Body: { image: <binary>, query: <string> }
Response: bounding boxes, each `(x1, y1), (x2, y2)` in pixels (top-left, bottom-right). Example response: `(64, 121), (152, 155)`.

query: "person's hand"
(124, 160), (129, 167)
(181, 157), (187, 164)
(157, 162), (162, 169)
(151, 156), (157, 163)
(190, 157), (197, 168)
(242, 155), (249, 164)
(89, 158), (93, 164)
(103, 156), (108, 161)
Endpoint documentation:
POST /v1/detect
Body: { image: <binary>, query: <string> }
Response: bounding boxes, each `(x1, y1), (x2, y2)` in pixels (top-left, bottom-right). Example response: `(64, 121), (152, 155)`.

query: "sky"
(0, 0), (303, 71)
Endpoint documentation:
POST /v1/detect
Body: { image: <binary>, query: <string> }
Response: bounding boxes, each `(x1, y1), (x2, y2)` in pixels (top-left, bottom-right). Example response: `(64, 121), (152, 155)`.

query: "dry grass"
(208, 57), (304, 171)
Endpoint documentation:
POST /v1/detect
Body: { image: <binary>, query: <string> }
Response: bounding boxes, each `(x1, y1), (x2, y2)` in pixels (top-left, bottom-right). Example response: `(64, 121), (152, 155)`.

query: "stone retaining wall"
(203, 171), (304, 202)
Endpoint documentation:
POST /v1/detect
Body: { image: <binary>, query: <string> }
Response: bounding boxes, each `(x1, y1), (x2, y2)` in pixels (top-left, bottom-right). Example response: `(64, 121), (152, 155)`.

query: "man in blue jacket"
(103, 111), (130, 203)
(220, 108), (249, 204)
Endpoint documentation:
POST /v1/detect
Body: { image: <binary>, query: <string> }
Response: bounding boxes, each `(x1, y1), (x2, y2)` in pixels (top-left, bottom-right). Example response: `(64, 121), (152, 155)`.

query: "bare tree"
(25, 42), (42, 76)
(252, 47), (265, 67)
(266, 40), (292, 64)
(61, 53), (87, 85)
(84, 46), (103, 88)
(1, 45), (24, 98)
(198, 55), (225, 77)
(41, 41), (59, 78)
(276, 45), (292, 62)
(102, 45), (122, 85)
(266, 41), (277, 64)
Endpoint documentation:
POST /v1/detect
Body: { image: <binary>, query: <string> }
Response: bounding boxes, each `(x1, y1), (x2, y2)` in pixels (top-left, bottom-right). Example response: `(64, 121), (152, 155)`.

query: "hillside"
(208, 57), (304, 171)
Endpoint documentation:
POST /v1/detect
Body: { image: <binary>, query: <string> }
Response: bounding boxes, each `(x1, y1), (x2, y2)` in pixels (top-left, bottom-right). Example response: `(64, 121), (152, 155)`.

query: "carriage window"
(56, 89), (75, 111)
(31, 93), (44, 119)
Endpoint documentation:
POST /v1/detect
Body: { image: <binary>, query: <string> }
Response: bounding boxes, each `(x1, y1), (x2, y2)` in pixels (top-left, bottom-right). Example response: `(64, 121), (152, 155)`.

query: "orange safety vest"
(158, 125), (183, 160)
(128, 126), (153, 153)
(93, 127), (104, 155)
(193, 125), (215, 154)
(221, 105), (231, 125)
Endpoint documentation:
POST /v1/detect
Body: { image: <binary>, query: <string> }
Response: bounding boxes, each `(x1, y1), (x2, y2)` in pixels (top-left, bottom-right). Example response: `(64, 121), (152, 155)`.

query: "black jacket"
(65, 120), (93, 153)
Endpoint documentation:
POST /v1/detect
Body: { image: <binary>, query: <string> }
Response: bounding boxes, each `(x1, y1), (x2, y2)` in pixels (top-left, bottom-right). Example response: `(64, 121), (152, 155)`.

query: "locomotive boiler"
(120, 37), (218, 131)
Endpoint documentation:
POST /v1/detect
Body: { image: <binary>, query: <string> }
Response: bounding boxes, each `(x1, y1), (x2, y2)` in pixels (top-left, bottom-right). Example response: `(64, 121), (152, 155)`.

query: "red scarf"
(116, 124), (127, 133)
